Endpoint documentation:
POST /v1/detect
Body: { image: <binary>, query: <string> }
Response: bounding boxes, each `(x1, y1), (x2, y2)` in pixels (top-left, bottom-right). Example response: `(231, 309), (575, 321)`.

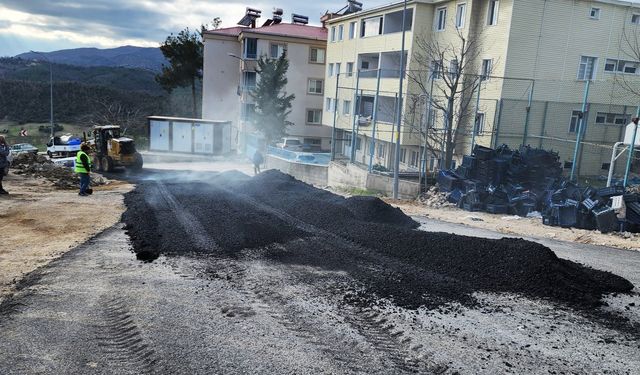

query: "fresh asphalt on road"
(0, 168), (638, 374)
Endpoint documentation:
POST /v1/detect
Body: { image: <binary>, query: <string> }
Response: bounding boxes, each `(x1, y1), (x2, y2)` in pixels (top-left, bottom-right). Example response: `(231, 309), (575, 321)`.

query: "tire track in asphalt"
(93, 296), (165, 374)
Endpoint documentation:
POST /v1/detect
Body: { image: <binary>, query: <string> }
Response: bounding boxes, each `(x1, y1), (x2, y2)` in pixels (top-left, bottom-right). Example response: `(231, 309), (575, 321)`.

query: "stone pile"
(11, 153), (108, 189)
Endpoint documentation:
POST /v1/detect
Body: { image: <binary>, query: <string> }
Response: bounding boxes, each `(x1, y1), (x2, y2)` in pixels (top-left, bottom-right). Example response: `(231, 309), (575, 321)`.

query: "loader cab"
(93, 126), (121, 155)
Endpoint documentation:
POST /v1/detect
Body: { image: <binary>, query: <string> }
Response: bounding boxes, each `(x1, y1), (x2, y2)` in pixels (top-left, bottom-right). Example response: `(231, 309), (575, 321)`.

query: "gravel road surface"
(0, 168), (638, 374)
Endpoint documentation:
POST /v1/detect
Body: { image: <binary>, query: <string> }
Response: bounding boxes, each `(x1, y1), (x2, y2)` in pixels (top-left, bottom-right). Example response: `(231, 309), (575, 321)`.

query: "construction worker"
(75, 144), (92, 196)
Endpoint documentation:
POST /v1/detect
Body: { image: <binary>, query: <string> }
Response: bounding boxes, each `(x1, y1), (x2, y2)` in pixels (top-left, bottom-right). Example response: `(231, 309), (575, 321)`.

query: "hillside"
(15, 46), (165, 71)
(0, 57), (162, 93)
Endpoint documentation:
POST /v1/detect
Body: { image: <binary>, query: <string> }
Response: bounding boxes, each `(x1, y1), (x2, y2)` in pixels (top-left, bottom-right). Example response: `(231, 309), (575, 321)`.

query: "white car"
(276, 137), (303, 151)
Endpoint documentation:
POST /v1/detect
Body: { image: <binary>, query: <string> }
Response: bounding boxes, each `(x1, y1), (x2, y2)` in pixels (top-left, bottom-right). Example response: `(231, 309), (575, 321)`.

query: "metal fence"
(328, 68), (640, 183)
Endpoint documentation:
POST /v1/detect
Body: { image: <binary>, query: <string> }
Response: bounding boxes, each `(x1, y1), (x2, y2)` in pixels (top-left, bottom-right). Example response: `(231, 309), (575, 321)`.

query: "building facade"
(324, 0), (640, 177)
(202, 12), (332, 153)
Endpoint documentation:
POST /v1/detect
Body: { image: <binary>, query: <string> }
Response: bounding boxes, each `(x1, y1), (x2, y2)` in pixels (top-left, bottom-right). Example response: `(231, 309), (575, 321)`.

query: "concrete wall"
(328, 161), (420, 199)
(266, 155), (329, 186)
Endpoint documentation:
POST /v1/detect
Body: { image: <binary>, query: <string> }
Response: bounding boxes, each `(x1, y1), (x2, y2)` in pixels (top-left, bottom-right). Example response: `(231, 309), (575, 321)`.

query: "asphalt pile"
(11, 153), (108, 188)
(438, 144), (640, 233)
(122, 170), (633, 310)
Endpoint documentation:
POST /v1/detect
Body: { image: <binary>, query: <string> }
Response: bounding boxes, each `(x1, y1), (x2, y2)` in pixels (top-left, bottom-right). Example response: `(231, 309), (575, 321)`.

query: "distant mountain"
(15, 46), (165, 72)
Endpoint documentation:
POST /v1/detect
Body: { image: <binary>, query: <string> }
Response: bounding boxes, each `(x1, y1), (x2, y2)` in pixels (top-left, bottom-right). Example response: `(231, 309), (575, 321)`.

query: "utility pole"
(31, 51), (54, 141)
(392, 0), (408, 199)
(570, 79), (591, 182)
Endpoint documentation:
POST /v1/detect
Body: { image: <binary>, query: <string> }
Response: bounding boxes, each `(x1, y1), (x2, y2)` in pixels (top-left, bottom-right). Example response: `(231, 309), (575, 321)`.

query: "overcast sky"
(0, 0), (397, 56)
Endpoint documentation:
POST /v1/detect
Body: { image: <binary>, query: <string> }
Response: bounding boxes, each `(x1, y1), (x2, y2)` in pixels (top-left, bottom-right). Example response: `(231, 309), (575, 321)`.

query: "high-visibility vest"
(74, 151), (92, 173)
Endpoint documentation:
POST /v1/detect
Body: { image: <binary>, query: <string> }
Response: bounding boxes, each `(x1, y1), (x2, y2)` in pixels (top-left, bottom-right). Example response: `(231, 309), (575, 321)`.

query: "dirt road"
(0, 169), (638, 374)
(0, 172), (133, 301)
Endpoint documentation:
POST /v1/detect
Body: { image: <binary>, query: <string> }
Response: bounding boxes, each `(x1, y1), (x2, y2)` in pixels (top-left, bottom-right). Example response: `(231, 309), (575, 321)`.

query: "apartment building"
(202, 9), (331, 153)
(325, 0), (640, 176)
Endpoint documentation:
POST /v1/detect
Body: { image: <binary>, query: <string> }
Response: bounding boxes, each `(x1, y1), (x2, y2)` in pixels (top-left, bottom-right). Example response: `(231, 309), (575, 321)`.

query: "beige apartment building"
(325, 0), (640, 177)
(202, 10), (331, 153)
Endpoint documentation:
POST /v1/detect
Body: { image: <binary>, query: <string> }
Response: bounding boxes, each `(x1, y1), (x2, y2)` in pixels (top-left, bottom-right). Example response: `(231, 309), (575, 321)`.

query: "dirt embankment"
(0, 172), (132, 302)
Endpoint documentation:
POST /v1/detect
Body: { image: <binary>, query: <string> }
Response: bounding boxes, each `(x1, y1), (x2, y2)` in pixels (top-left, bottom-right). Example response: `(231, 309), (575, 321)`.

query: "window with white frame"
(308, 79), (323, 95)
(241, 103), (255, 121)
(331, 26), (336, 42)
(474, 112), (486, 133)
(336, 62), (342, 75)
(435, 7), (447, 31)
(481, 59), (492, 80)
(488, 0), (499, 25)
(325, 97), (332, 111)
(589, 7), (601, 20)
(431, 60), (443, 79)
(338, 24), (344, 41)
(632, 14), (640, 24)
(449, 59), (459, 80)
(309, 47), (325, 63)
(346, 62), (354, 77)
(595, 112), (629, 125)
(410, 150), (419, 167)
(361, 16), (383, 37)
(456, 3), (466, 29)
(604, 59), (638, 74)
(376, 143), (386, 158)
(270, 43), (285, 59)
(328, 63), (334, 77)
(569, 110), (582, 133)
(243, 71), (257, 88)
(578, 56), (597, 80)
(349, 21), (357, 39)
(400, 148), (407, 163)
(343, 100), (352, 115)
(306, 109), (322, 124)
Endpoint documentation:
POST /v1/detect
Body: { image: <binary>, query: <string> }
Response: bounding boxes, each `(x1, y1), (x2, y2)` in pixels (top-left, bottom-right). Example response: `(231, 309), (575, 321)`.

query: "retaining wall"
(328, 162), (421, 199)
(266, 155), (329, 186)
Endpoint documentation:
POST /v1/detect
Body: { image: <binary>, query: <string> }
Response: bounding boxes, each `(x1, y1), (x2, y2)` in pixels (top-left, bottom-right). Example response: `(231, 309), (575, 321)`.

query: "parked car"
(10, 143), (39, 155)
(275, 137), (303, 151)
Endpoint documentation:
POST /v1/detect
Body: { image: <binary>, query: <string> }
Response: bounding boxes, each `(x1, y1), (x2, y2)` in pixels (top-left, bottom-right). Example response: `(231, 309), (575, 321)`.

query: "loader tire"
(102, 156), (114, 172)
(92, 156), (102, 172)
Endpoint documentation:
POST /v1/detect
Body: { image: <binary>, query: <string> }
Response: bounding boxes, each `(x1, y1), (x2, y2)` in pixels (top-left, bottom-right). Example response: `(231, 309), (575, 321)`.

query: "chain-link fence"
(326, 68), (639, 182)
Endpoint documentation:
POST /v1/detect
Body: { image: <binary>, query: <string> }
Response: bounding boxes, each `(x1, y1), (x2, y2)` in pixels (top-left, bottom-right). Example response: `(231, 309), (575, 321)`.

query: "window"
(243, 71), (257, 88)
(361, 16), (383, 37)
(333, 99), (338, 113)
(632, 14), (640, 24)
(604, 59), (638, 74)
(308, 79), (323, 95)
(270, 43), (285, 59)
(326, 97), (332, 111)
(595, 112), (629, 125)
(590, 7), (601, 20)
(331, 26), (336, 42)
(343, 100), (352, 115)
(346, 62), (354, 77)
(356, 137), (362, 151)
(304, 138), (322, 146)
(569, 110), (582, 133)
(410, 150), (419, 167)
(578, 56), (597, 80)
(456, 3), (466, 29)
(241, 103), (255, 121)
(449, 59), (459, 80)
(309, 47), (325, 63)
(435, 7), (447, 31)
(400, 148), (407, 163)
(377, 143), (386, 158)
(338, 24), (344, 41)
(474, 112), (486, 133)
(481, 59), (492, 80)
(488, 1), (499, 25)
(328, 63), (334, 77)
(306, 109), (322, 124)
(349, 21), (357, 39)
(244, 38), (257, 59)
(336, 62), (341, 75)
(383, 9), (413, 34)
(431, 60), (442, 79)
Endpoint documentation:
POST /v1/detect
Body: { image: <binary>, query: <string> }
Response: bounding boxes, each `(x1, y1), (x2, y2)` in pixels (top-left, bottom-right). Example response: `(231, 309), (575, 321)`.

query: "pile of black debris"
(437, 144), (640, 233)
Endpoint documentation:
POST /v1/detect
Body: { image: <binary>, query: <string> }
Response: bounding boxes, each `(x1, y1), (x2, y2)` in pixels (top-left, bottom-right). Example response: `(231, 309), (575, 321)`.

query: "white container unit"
(148, 116), (232, 155)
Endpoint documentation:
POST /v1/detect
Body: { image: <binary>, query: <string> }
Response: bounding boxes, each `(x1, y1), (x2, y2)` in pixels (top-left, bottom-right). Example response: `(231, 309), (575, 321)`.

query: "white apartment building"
(325, 0), (640, 176)
(202, 9), (331, 153)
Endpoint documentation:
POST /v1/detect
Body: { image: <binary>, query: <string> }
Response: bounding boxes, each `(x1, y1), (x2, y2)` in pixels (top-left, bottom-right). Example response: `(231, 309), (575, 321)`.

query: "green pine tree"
(250, 53), (295, 142)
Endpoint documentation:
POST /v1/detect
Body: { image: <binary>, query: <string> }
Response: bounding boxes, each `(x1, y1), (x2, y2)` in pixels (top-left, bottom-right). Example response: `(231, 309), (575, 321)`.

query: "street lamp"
(30, 51), (54, 142)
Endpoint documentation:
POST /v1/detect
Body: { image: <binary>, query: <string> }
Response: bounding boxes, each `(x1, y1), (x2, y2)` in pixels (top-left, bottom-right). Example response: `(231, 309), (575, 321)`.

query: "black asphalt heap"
(122, 170), (633, 310)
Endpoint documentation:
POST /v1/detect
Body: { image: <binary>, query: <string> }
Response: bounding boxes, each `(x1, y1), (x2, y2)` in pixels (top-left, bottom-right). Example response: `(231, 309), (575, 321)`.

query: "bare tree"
(405, 30), (488, 170)
(618, 25), (640, 99)
(87, 99), (143, 134)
